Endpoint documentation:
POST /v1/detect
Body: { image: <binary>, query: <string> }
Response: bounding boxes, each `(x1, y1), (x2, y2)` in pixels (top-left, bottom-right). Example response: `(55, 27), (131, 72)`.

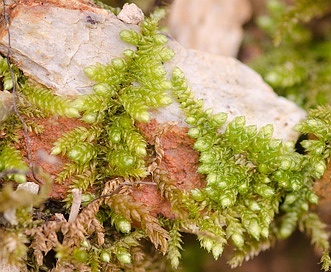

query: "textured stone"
(168, 0), (252, 57)
(0, 91), (13, 122)
(3, 182), (39, 225)
(159, 46), (306, 141)
(0, 261), (20, 272)
(0, 2), (130, 96)
(0, 1), (305, 142)
(117, 3), (144, 24)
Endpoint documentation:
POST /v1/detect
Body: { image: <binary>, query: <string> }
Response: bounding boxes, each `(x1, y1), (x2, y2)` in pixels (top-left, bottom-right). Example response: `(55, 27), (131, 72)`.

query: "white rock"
(117, 3), (144, 25)
(0, 261), (20, 272)
(0, 2), (305, 141)
(168, 0), (252, 57)
(0, 91), (13, 122)
(17, 182), (40, 195)
(3, 182), (39, 225)
(0, 3), (133, 96)
(158, 45), (305, 141)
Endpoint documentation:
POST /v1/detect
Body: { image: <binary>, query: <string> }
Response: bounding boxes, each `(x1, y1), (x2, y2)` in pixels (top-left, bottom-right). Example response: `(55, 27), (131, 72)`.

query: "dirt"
(313, 160), (331, 226)
(134, 119), (206, 218)
(16, 115), (88, 200)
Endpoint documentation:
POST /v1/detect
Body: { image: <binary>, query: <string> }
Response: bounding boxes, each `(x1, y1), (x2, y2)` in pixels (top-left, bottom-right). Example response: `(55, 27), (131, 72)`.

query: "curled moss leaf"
(100, 250), (110, 263)
(68, 142), (98, 165)
(116, 247), (131, 264)
(110, 211), (132, 234)
(119, 29), (141, 45)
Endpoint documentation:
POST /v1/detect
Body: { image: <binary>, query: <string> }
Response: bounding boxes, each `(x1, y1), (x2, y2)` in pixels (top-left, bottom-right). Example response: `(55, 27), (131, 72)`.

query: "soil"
(16, 116), (89, 200)
(134, 119), (206, 218)
(313, 160), (331, 226)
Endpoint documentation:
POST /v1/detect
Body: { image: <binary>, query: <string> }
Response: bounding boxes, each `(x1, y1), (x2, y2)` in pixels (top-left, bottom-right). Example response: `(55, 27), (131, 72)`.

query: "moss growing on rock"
(0, 3), (330, 271)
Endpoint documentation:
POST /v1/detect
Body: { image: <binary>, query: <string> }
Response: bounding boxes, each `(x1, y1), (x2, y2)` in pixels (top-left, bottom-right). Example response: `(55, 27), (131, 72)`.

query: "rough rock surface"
(168, 0), (252, 57)
(0, 91), (13, 122)
(0, 1), (125, 96)
(0, 261), (19, 272)
(161, 46), (305, 141)
(0, 1), (305, 142)
(117, 2), (144, 24)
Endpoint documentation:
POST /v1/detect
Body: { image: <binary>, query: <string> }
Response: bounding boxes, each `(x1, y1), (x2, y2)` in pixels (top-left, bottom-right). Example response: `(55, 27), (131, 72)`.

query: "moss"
(250, 0), (331, 110)
(0, 4), (331, 271)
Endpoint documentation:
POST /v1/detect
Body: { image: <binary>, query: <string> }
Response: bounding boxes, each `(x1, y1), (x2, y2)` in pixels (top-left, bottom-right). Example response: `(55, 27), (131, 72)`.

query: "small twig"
(82, 181), (157, 210)
(2, 0), (42, 184)
(68, 188), (82, 222)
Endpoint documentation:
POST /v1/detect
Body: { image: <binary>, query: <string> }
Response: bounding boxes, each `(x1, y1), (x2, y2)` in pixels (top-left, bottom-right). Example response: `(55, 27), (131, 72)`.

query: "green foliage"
(251, 0), (331, 109)
(82, 8), (173, 124)
(249, 9), (331, 270)
(167, 221), (183, 269)
(51, 8), (175, 195)
(0, 8), (172, 270)
(52, 126), (102, 156)
(273, 0), (331, 45)
(20, 83), (80, 118)
(0, 55), (22, 91)
(171, 66), (330, 269)
(0, 145), (28, 183)
(49, 8), (175, 204)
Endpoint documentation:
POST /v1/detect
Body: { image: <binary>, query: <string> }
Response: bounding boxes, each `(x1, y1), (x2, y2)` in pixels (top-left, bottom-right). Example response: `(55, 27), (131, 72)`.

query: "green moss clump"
(171, 67), (330, 269)
(250, 0), (331, 109)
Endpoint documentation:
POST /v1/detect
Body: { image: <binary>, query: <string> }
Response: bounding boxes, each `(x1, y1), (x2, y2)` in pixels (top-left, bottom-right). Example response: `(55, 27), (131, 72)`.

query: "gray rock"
(0, 2), (305, 141)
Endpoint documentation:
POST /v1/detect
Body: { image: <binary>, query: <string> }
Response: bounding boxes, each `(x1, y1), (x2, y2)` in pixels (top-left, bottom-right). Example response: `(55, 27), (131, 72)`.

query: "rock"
(0, 91), (13, 122)
(0, 261), (20, 272)
(0, 1), (305, 142)
(168, 0), (252, 57)
(17, 181), (40, 194)
(160, 46), (305, 141)
(0, 1), (128, 96)
(3, 182), (39, 225)
(117, 3), (144, 25)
